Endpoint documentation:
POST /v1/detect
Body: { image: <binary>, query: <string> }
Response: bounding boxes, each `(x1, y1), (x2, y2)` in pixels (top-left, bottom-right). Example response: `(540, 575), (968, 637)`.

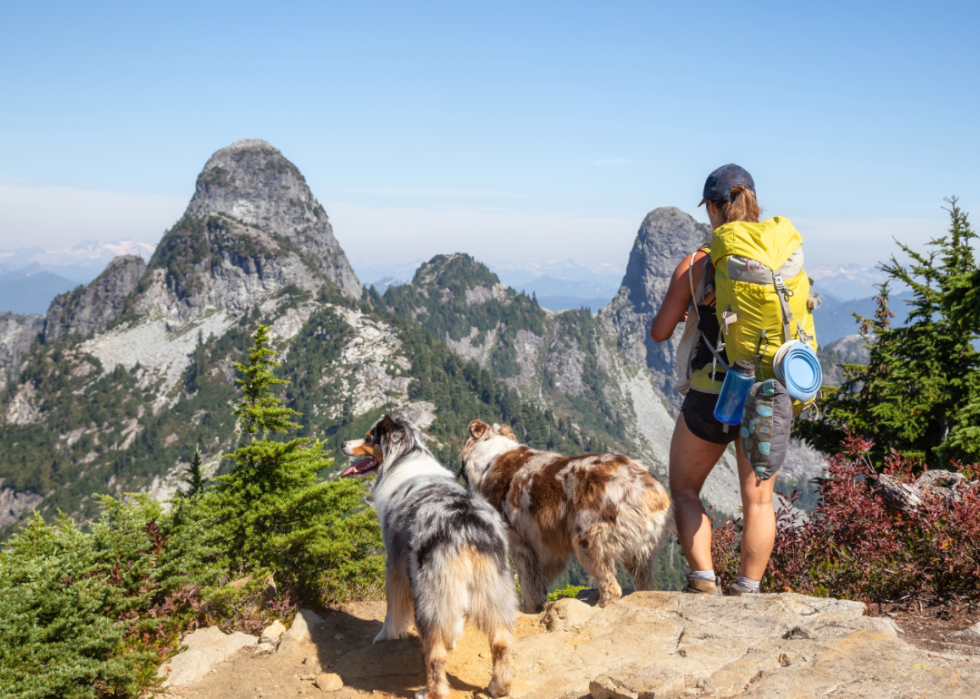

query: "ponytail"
(713, 185), (761, 224)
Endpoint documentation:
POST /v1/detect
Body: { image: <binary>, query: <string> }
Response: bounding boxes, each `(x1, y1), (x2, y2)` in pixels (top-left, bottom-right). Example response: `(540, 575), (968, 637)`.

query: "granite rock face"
(0, 311), (44, 388)
(183, 139), (360, 298)
(0, 486), (43, 527)
(42, 255), (147, 345)
(127, 215), (326, 331)
(598, 207), (710, 399)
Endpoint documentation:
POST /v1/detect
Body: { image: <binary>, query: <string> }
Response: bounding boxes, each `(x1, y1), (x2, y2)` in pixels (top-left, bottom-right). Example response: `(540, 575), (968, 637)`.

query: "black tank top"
(691, 302), (727, 380)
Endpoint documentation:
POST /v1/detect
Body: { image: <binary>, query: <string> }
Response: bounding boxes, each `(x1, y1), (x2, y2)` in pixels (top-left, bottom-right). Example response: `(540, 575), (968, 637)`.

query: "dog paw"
(373, 628), (393, 644)
(414, 690), (427, 699)
(488, 679), (512, 697)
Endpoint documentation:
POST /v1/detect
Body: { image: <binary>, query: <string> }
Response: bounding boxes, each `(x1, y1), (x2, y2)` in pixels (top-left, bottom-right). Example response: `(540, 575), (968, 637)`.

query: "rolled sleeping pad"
(773, 340), (822, 403)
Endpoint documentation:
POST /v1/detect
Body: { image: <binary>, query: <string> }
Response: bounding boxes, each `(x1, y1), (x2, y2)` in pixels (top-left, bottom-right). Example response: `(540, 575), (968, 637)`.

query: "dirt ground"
(877, 593), (980, 657)
(162, 600), (548, 699)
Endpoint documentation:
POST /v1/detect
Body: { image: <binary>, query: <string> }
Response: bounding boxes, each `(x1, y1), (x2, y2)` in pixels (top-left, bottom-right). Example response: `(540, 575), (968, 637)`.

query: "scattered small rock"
(955, 621), (980, 638)
(315, 672), (344, 692)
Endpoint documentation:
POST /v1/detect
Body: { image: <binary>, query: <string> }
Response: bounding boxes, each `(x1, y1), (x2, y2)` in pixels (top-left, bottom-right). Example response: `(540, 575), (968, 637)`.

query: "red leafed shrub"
(712, 433), (980, 602)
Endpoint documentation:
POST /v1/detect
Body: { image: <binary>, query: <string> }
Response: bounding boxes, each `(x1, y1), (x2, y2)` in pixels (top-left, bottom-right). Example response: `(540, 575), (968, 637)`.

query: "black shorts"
(681, 390), (739, 446)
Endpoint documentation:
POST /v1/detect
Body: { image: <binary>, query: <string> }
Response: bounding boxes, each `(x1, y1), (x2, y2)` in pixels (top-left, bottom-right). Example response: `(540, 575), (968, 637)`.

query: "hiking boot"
(727, 581), (760, 596)
(682, 575), (721, 596)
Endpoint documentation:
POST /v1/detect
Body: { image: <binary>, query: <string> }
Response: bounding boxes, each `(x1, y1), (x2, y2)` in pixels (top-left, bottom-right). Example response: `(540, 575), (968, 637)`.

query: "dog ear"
(468, 420), (490, 440)
(496, 423), (517, 440)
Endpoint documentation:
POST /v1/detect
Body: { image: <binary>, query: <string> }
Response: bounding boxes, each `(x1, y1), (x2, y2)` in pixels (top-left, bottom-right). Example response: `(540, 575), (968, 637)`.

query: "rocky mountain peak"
(598, 207), (711, 398)
(183, 139), (361, 297)
(411, 253), (503, 292)
(620, 207), (710, 315)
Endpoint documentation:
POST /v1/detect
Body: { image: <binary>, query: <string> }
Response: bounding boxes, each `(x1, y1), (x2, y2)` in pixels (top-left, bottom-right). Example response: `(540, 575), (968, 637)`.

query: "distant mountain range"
(0, 263), (80, 314)
(811, 286), (912, 344)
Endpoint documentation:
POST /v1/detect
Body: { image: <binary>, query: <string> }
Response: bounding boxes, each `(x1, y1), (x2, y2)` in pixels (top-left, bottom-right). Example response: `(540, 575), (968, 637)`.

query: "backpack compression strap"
(772, 271), (795, 342)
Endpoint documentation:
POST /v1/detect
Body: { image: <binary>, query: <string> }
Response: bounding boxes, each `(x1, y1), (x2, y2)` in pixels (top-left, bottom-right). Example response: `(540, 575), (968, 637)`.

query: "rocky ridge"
(42, 254), (147, 344)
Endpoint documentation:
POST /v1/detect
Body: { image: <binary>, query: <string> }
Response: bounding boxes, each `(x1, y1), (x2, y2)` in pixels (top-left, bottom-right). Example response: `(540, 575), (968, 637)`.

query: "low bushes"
(712, 433), (980, 603)
(0, 325), (383, 699)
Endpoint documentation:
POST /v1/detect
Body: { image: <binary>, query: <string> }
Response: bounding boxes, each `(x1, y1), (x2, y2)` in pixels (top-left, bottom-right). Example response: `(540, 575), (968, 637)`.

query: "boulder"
(277, 608), (325, 655)
(157, 626), (258, 687)
(259, 619), (287, 645)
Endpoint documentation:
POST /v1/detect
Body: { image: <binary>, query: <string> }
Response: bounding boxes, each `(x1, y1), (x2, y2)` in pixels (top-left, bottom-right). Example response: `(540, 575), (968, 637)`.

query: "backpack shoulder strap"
(688, 244), (713, 314)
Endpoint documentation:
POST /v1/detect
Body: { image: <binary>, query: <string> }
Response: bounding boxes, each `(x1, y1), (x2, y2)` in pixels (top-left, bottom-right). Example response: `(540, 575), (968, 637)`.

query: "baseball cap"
(699, 164), (756, 206)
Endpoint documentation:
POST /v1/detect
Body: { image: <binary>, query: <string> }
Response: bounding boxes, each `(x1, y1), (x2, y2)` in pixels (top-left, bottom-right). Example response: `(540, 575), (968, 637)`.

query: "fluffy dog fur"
(461, 420), (672, 613)
(342, 415), (516, 699)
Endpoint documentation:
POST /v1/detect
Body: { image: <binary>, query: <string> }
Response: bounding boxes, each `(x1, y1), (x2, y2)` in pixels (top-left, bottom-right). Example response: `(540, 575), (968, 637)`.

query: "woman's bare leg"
(735, 441), (777, 581)
(668, 413), (728, 572)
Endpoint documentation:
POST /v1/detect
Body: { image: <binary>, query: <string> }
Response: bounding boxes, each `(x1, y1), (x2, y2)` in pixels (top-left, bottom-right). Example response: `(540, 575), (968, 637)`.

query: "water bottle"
(713, 359), (756, 426)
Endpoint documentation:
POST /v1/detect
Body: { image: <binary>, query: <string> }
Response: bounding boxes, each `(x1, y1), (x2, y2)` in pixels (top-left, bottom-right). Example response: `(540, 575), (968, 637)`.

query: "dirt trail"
(161, 600), (546, 699)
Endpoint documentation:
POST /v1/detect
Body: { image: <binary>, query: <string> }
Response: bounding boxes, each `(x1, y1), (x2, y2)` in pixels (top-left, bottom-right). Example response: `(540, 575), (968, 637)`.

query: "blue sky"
(1, 1), (978, 270)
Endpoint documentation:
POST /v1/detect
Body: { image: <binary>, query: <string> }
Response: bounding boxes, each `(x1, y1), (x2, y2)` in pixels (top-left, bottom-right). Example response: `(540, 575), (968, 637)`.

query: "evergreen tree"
(181, 445), (206, 497)
(797, 198), (980, 468)
(202, 324), (384, 602)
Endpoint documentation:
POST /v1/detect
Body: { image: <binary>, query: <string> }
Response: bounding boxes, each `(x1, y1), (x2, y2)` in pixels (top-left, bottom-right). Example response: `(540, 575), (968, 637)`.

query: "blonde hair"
(712, 185), (761, 224)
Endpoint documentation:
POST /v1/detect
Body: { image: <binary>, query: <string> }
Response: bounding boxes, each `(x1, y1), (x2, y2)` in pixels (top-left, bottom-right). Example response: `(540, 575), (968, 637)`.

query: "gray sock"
(690, 569), (716, 581)
(737, 575), (761, 592)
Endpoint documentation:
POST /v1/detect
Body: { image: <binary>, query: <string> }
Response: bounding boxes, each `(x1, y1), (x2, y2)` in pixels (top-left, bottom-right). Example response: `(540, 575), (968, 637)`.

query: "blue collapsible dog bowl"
(773, 341), (822, 402)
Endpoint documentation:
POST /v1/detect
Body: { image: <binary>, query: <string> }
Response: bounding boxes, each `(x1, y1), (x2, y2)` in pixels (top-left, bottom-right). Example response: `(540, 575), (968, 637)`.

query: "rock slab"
(503, 592), (980, 699)
(158, 626), (258, 687)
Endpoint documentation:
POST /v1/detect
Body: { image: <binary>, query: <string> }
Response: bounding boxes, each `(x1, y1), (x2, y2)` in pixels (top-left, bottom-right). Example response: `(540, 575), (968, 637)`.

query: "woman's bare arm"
(650, 250), (708, 342)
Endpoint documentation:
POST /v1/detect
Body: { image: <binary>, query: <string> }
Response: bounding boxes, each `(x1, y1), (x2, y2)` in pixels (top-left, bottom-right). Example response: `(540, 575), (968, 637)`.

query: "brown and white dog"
(342, 416), (516, 699)
(461, 420), (672, 612)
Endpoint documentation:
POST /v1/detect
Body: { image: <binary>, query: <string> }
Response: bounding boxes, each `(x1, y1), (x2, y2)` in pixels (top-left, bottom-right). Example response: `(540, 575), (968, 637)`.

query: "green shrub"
(202, 324), (384, 604)
(0, 324), (386, 697)
(547, 584), (586, 602)
(798, 198), (980, 469)
(0, 495), (223, 699)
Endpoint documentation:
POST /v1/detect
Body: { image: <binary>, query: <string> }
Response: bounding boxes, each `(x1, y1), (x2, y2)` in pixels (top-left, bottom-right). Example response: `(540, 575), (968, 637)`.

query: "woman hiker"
(650, 163), (819, 596)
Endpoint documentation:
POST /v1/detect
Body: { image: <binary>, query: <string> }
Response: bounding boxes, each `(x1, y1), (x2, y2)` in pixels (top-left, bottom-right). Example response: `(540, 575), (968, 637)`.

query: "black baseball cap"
(698, 164), (756, 206)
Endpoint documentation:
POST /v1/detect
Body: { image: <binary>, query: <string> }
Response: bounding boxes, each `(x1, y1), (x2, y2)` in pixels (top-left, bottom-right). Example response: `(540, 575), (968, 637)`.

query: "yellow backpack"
(710, 217), (819, 413)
